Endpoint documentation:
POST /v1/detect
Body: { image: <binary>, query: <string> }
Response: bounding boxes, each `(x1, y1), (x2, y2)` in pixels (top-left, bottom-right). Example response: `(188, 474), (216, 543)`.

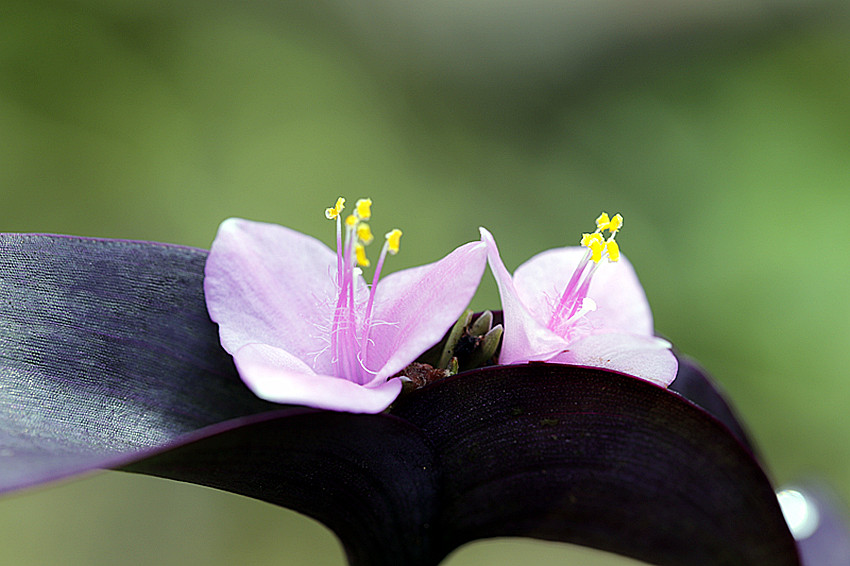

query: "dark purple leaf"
(392, 364), (801, 566)
(124, 364), (803, 566)
(123, 409), (440, 566)
(669, 353), (757, 453)
(0, 233), (273, 492)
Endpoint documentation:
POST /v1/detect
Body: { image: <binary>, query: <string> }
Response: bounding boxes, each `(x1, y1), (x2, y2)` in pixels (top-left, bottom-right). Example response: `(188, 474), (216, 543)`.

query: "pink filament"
(330, 224), (386, 386)
(548, 251), (590, 330)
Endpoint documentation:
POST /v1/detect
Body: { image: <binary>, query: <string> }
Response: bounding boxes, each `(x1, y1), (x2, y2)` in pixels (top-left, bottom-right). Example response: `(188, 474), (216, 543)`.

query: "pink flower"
(480, 213), (677, 387)
(204, 198), (487, 413)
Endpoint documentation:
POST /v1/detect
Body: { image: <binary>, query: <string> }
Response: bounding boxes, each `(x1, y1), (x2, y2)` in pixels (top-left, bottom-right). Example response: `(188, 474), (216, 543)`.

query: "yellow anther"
(588, 238), (604, 263)
(606, 239), (620, 262)
(385, 229), (402, 255)
(607, 214), (623, 233)
(355, 243), (370, 267)
(345, 214), (358, 228)
(357, 223), (374, 245)
(581, 232), (604, 248)
(355, 198), (372, 221)
(595, 213), (611, 231)
(325, 197), (345, 220)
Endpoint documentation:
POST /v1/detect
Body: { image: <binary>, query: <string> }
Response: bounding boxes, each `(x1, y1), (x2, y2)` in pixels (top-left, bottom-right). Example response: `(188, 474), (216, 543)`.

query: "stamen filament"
(336, 215), (343, 282)
(550, 249), (591, 325)
(346, 221), (359, 380)
(323, 197), (401, 384)
(362, 229), (401, 366)
(360, 241), (389, 364)
(364, 243), (388, 328)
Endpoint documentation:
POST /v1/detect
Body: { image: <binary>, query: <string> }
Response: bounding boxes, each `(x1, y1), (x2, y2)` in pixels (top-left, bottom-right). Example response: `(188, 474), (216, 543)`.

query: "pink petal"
(234, 343), (403, 413)
(367, 241), (487, 380)
(513, 247), (655, 336)
(479, 228), (568, 364)
(204, 218), (339, 375)
(549, 333), (678, 387)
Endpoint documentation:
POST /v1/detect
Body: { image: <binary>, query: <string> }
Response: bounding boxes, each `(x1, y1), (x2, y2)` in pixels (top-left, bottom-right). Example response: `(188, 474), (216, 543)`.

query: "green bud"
(469, 310), (493, 336)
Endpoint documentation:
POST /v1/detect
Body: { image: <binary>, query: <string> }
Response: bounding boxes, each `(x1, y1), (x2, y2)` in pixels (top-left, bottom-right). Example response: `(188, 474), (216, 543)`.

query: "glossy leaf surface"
(393, 364), (799, 565)
(0, 234), (273, 492)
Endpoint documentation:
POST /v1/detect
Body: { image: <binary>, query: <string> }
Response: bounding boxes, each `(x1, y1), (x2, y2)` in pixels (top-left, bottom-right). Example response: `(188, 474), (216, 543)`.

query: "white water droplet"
(777, 488), (820, 540)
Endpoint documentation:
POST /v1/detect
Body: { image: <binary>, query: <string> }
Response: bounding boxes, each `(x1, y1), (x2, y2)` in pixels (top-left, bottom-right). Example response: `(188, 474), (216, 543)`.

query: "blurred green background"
(2, 1), (850, 564)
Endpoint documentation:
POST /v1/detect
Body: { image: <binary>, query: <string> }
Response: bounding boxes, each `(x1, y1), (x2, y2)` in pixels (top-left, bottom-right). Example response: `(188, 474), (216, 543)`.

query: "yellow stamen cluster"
(324, 196), (401, 268)
(582, 212), (623, 263)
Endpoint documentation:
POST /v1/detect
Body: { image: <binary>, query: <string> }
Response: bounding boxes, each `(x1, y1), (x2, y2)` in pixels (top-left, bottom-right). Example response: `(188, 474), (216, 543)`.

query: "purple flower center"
(324, 197), (402, 384)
